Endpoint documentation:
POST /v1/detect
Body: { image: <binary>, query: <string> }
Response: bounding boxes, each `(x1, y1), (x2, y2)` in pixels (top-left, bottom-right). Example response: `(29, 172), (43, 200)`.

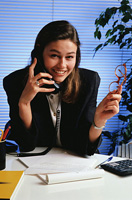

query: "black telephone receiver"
(32, 48), (60, 94)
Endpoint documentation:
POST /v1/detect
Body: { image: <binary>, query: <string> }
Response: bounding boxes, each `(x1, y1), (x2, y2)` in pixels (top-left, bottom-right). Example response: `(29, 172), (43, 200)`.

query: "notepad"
(19, 150), (97, 174)
(0, 171), (24, 200)
(38, 169), (105, 184)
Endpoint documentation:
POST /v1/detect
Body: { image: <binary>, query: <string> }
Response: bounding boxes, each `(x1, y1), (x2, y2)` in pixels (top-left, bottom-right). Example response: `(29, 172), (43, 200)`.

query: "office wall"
(0, 0), (131, 131)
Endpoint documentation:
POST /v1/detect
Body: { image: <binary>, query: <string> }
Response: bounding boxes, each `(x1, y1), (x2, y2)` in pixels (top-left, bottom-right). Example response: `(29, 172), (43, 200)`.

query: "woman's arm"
(3, 58), (56, 151)
(89, 85), (122, 143)
(18, 58), (55, 129)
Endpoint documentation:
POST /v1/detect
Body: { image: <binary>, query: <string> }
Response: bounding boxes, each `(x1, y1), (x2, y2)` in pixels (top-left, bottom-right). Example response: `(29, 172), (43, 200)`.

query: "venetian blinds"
(0, 0), (131, 131)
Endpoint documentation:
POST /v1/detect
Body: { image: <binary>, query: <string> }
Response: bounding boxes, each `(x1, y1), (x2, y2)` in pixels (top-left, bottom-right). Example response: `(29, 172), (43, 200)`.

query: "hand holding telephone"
(32, 47), (60, 94)
(41, 65), (60, 92)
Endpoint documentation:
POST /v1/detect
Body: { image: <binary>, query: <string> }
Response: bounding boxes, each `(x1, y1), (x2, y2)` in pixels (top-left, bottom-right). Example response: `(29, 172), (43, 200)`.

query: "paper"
(18, 148), (105, 185)
(19, 148), (97, 174)
(38, 169), (105, 184)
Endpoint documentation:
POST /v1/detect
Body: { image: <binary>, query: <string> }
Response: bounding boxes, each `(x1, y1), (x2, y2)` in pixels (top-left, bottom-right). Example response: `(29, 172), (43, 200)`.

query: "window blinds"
(0, 0), (131, 131)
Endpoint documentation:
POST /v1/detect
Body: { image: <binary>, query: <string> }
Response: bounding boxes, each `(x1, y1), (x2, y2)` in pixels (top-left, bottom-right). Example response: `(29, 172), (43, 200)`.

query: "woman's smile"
(53, 69), (67, 75)
(43, 39), (77, 83)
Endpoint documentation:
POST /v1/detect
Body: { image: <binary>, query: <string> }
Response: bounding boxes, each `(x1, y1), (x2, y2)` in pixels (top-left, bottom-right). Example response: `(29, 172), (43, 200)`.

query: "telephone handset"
(41, 64), (60, 91)
(32, 48), (60, 93)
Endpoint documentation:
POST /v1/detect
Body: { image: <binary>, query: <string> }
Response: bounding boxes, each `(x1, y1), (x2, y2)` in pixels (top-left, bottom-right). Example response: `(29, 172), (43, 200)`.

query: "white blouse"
(46, 93), (61, 146)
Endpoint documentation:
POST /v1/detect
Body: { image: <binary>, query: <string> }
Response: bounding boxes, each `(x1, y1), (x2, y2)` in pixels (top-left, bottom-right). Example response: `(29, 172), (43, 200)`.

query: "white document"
(38, 169), (105, 185)
(19, 148), (97, 174)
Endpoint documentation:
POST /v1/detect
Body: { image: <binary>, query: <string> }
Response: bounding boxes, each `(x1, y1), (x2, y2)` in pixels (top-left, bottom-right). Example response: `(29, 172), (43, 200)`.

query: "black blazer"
(3, 67), (102, 156)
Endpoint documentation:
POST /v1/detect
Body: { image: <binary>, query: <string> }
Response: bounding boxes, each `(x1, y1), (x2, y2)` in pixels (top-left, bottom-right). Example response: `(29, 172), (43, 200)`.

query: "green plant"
(94, 0), (132, 53)
(94, 0), (132, 151)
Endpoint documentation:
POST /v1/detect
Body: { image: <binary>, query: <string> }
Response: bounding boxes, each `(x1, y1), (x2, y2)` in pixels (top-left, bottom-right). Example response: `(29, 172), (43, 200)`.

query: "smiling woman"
(3, 20), (122, 157)
(43, 39), (77, 84)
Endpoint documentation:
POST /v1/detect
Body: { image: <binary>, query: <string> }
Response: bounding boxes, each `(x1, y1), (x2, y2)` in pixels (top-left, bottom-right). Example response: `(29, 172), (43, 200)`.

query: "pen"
(0, 129), (4, 142)
(2, 126), (11, 140)
(95, 156), (113, 169)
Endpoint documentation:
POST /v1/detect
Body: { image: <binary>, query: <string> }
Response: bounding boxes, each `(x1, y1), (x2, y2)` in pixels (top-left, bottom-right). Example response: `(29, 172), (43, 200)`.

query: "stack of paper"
(19, 151), (97, 174)
(18, 148), (104, 184)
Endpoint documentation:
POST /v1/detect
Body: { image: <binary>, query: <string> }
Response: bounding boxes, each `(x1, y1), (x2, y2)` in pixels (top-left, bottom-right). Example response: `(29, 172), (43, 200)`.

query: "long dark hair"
(31, 20), (81, 103)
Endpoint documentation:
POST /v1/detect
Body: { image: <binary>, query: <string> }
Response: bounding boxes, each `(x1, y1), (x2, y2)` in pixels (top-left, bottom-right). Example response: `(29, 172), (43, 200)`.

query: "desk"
(4, 148), (132, 200)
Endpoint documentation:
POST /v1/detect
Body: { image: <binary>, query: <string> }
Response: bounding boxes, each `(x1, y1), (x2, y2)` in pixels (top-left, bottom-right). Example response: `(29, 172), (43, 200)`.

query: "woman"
(3, 20), (122, 156)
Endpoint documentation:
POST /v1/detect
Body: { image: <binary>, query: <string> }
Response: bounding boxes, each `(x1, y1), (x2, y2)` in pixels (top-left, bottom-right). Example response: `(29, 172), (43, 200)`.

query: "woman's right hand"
(19, 58), (55, 105)
(18, 58), (55, 129)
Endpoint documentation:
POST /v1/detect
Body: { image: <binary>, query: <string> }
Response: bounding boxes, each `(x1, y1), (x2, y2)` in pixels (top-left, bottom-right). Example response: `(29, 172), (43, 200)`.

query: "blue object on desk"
(6, 140), (20, 153)
(95, 156), (113, 169)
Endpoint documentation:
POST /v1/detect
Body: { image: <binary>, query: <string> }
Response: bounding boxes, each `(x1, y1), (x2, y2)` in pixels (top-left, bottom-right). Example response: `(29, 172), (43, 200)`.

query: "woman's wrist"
(18, 100), (32, 129)
(93, 119), (107, 130)
(18, 97), (31, 107)
(92, 121), (105, 130)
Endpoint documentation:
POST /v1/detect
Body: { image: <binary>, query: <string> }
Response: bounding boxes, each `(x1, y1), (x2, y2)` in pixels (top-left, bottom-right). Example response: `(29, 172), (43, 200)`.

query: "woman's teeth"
(54, 70), (66, 74)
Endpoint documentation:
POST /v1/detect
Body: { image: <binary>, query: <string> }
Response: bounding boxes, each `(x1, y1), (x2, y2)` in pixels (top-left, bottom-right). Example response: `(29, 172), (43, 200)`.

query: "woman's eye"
(66, 56), (74, 59)
(51, 54), (58, 58)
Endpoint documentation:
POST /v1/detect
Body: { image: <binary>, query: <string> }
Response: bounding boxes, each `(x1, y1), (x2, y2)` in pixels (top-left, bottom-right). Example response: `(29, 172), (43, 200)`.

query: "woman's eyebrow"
(49, 49), (60, 53)
(49, 49), (76, 54)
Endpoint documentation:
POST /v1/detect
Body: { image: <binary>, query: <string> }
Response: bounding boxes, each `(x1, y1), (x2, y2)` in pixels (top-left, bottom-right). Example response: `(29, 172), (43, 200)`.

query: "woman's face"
(42, 39), (77, 84)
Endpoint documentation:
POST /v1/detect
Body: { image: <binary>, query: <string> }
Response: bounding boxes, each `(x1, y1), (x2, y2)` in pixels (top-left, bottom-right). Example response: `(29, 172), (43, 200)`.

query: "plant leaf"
(118, 115), (128, 122)
(122, 12), (132, 22)
(105, 29), (112, 38)
(112, 20), (118, 28)
(97, 31), (101, 39)
(117, 24), (125, 30)
(120, 42), (126, 48)
(94, 44), (103, 52)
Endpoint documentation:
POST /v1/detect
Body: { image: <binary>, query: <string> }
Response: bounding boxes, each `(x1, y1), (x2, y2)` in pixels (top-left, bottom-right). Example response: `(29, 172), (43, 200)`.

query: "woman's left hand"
(94, 85), (122, 127)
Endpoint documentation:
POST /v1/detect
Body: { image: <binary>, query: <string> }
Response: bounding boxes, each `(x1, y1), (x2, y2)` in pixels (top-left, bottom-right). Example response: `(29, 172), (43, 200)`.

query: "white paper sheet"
(38, 169), (105, 184)
(19, 148), (97, 175)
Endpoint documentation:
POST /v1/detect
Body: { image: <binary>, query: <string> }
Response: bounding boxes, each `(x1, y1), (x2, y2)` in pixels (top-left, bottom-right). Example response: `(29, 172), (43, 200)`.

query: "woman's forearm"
(18, 101), (32, 129)
(89, 124), (103, 143)
(89, 85), (122, 143)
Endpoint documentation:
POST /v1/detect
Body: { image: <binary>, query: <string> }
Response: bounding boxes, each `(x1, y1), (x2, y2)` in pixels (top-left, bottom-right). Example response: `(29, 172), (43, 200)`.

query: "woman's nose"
(58, 57), (66, 68)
